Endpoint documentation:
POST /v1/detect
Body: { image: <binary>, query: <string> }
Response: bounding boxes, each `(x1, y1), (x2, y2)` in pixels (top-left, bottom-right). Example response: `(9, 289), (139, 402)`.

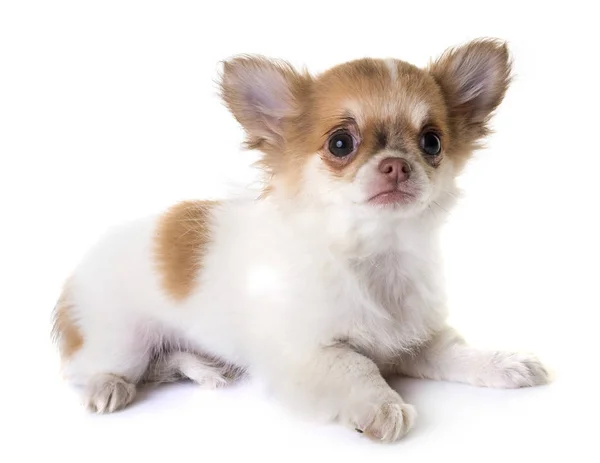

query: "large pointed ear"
(428, 38), (512, 138)
(219, 56), (310, 151)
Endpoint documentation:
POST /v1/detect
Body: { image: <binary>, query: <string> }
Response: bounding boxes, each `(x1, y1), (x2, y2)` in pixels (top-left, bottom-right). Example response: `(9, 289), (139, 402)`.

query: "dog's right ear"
(428, 38), (512, 139)
(219, 56), (311, 151)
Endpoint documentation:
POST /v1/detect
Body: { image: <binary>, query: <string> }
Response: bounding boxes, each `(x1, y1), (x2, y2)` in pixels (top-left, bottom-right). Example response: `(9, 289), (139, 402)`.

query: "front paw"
(344, 391), (416, 443)
(478, 352), (550, 389)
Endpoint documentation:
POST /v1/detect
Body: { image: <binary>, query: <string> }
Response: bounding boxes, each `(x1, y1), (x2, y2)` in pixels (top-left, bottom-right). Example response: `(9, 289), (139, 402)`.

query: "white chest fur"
(277, 200), (453, 366)
(331, 245), (448, 365)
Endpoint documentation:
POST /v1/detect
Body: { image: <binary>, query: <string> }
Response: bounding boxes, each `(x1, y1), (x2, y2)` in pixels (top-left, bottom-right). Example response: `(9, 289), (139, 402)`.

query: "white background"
(1, 1), (599, 461)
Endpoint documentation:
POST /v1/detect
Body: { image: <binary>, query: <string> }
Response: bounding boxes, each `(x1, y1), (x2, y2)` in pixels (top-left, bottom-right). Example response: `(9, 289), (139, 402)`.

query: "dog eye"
(328, 131), (355, 157)
(420, 132), (441, 156)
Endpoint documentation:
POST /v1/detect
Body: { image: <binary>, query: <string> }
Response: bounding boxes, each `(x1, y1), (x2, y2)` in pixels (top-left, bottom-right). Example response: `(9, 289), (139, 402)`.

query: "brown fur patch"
(154, 200), (218, 301)
(52, 282), (84, 359)
(277, 58), (449, 188)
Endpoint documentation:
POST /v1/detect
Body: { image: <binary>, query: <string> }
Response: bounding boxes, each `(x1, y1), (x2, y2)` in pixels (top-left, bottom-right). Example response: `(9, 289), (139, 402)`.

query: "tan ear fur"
(428, 38), (512, 146)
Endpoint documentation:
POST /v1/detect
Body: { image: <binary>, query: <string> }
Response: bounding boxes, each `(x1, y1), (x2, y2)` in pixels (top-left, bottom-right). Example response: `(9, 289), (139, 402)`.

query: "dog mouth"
(368, 188), (416, 206)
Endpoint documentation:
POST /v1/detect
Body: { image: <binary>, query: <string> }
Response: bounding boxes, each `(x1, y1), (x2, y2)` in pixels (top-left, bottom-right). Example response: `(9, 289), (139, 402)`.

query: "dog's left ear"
(429, 38), (512, 137)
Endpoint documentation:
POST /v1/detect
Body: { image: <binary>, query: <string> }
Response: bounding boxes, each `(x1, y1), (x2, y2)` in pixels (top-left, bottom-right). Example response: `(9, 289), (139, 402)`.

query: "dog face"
(220, 39), (511, 218)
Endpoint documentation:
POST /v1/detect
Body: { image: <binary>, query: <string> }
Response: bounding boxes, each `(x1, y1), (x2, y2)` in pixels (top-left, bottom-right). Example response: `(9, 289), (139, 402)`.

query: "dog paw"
(346, 392), (416, 442)
(478, 352), (550, 389)
(85, 374), (136, 413)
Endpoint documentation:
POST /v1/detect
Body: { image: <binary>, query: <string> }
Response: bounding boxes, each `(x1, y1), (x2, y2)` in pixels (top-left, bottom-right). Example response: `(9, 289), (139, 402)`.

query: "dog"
(52, 38), (548, 442)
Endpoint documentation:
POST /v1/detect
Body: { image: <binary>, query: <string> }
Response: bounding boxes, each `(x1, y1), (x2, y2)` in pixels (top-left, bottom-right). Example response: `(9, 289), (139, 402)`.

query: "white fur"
(409, 100), (429, 128)
(385, 58), (398, 81)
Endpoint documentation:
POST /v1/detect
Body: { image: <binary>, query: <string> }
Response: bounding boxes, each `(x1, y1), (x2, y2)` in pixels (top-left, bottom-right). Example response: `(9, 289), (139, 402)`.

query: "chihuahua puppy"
(52, 38), (548, 442)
